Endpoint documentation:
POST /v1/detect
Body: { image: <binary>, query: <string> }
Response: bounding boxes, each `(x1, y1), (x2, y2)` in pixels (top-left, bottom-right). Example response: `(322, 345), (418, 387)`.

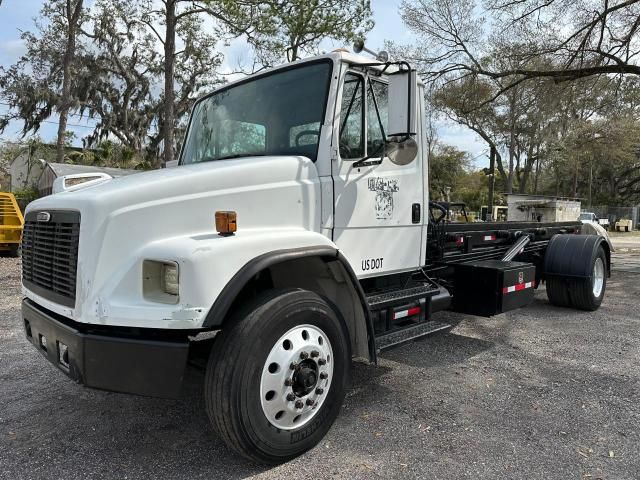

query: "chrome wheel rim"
(592, 257), (605, 297)
(260, 324), (333, 430)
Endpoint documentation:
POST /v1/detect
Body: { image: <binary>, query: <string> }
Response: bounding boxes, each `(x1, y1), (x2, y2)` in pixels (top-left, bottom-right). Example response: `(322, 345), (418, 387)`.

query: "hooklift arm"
(502, 233), (532, 262)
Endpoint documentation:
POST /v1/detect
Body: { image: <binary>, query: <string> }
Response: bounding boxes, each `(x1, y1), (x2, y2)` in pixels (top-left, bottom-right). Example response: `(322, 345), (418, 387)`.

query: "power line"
(469, 149), (489, 162)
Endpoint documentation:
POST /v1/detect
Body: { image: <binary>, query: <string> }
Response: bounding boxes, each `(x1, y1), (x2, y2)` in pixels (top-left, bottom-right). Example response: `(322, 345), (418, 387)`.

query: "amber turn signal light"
(215, 211), (237, 236)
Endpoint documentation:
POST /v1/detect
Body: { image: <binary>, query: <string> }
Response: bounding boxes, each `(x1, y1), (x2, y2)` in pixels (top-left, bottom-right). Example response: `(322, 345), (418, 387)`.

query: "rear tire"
(9, 245), (20, 258)
(546, 277), (571, 308)
(546, 247), (607, 311)
(204, 288), (350, 464)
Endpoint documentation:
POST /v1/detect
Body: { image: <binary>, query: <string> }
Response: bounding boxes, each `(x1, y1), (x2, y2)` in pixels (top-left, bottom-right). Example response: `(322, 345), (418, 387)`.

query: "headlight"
(143, 260), (179, 303)
(162, 263), (179, 296)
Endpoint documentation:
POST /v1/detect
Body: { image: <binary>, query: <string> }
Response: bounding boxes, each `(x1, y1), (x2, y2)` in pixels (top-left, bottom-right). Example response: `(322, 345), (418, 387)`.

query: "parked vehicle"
(481, 205), (508, 222)
(20, 49), (611, 464)
(615, 219), (633, 232)
(0, 192), (24, 257)
(580, 211), (610, 230)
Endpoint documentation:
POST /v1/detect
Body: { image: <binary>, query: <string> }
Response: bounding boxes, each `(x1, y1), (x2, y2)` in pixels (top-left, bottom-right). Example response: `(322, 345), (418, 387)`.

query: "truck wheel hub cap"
(593, 257), (604, 297)
(260, 324), (333, 430)
(293, 360), (318, 396)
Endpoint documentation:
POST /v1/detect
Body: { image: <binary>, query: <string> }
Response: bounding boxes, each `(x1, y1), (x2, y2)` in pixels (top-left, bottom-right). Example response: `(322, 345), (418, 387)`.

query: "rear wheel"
(546, 246), (607, 311)
(204, 289), (350, 464)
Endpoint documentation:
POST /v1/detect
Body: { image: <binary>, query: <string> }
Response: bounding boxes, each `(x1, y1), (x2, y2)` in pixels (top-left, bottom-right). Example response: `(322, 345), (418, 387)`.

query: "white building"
(506, 194), (582, 223)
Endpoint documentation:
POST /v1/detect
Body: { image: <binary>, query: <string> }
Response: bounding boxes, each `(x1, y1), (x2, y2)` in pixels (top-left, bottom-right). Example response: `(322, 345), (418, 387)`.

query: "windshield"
(579, 213), (593, 220)
(180, 61), (332, 164)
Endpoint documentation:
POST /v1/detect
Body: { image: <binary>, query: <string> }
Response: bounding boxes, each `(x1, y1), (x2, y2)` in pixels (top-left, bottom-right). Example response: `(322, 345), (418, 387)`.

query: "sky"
(0, 0), (487, 166)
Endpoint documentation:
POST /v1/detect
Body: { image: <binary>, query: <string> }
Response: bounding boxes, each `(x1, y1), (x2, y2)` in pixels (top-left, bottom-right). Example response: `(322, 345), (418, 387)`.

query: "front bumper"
(22, 299), (189, 398)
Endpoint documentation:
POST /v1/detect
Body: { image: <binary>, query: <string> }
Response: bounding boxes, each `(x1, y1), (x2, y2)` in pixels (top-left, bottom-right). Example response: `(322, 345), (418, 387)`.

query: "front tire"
(204, 289), (350, 464)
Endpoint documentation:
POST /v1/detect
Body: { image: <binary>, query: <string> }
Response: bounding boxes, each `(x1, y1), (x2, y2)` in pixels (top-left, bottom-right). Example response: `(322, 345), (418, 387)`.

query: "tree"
(0, 0), (89, 162)
(429, 142), (470, 200)
(56, 0), (84, 164)
(82, 0), (159, 155)
(248, 0), (374, 64)
(140, 0), (255, 168)
(401, 0), (640, 99)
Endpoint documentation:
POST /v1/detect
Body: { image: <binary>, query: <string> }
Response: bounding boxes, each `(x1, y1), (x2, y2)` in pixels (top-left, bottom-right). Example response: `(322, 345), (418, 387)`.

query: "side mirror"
(387, 66), (418, 165)
(385, 136), (418, 166)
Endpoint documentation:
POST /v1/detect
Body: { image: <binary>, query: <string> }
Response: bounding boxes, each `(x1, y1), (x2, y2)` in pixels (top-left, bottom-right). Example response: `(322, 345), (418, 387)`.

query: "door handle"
(412, 203), (421, 224)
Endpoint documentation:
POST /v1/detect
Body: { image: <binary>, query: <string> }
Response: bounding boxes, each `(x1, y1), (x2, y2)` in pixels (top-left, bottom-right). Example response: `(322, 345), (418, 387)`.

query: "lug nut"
(318, 358), (326, 366)
(306, 398), (315, 406)
(284, 378), (293, 386)
(310, 350), (319, 358)
(286, 393), (296, 401)
(295, 400), (304, 409)
(315, 388), (324, 395)
(319, 372), (328, 380)
(299, 351), (309, 360)
(290, 362), (297, 370)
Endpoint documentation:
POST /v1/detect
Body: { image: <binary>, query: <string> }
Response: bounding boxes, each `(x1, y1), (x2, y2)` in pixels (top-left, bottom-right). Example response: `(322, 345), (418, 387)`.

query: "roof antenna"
(353, 39), (389, 62)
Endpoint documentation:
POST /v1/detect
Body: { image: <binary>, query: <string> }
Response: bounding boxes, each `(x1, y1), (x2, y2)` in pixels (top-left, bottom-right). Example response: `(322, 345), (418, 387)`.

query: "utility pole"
(487, 145), (496, 221)
(588, 160), (593, 207)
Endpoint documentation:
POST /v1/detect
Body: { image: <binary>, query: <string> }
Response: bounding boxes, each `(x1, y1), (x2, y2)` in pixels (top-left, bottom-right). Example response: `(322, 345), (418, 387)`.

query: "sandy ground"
(0, 254), (639, 480)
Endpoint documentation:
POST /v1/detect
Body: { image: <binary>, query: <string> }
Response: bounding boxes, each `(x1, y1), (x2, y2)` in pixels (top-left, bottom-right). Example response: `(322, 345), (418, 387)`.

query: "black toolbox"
(452, 260), (536, 317)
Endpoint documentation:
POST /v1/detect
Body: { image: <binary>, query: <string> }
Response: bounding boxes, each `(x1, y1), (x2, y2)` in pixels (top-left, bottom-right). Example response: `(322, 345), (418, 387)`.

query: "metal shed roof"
(46, 162), (138, 178)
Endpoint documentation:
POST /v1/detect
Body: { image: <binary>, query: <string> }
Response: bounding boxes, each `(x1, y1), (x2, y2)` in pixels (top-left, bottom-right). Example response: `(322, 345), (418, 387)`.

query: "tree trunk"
(56, 0), (83, 164)
(506, 94), (516, 194)
(533, 144), (541, 194)
(518, 141), (536, 194)
(162, 0), (176, 169)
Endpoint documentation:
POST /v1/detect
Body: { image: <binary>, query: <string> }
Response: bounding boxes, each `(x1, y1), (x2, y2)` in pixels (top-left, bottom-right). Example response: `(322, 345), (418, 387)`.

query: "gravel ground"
(1, 254), (639, 480)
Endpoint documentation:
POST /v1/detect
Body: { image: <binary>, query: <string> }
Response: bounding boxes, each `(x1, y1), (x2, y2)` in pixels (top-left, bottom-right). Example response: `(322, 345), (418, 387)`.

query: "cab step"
(375, 321), (451, 352)
(366, 284), (440, 311)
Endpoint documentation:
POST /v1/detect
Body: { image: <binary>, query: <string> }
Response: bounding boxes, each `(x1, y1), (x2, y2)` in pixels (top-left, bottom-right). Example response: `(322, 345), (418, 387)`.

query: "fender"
(544, 234), (611, 279)
(203, 246), (377, 363)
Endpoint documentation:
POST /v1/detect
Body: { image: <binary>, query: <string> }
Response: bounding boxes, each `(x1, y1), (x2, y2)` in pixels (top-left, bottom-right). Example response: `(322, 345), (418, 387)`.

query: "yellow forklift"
(0, 192), (24, 257)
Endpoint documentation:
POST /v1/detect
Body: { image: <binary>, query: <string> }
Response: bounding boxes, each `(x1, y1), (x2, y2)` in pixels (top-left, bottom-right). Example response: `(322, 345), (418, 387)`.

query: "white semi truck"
(21, 50), (610, 464)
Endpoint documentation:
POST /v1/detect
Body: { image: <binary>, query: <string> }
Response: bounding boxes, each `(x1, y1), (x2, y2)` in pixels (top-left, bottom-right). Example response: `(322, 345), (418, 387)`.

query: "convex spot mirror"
(385, 136), (418, 166)
(386, 66), (418, 165)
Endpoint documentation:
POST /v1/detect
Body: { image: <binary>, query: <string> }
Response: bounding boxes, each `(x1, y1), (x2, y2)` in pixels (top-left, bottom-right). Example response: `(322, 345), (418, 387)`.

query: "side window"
(218, 120), (266, 156)
(339, 73), (364, 159)
(367, 80), (388, 156)
(290, 122), (321, 147)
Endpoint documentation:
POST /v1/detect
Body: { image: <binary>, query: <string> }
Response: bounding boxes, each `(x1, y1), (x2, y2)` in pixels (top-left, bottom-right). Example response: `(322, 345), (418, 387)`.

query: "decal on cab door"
(368, 177), (399, 220)
(361, 257), (383, 272)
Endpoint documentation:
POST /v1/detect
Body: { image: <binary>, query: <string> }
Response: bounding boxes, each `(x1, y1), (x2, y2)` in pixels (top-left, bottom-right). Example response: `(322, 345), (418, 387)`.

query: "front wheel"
(204, 289), (350, 464)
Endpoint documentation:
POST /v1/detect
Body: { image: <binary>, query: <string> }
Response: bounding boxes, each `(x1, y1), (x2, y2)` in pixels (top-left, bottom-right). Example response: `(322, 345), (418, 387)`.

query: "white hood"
(25, 155), (323, 324)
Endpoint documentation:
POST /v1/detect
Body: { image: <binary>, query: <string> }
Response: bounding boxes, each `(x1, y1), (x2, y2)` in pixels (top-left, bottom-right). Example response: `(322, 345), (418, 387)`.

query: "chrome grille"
(22, 210), (80, 307)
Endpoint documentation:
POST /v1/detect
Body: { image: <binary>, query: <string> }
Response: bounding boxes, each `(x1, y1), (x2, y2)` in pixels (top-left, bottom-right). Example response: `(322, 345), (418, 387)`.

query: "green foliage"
(0, 0), (374, 167)
(429, 143), (470, 200)
(13, 186), (40, 202)
(247, 0), (374, 64)
(0, 0), (90, 137)
(429, 142), (489, 211)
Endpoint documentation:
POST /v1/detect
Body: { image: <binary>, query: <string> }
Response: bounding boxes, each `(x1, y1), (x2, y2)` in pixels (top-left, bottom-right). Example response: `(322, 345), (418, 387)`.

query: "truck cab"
(20, 50), (611, 464)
